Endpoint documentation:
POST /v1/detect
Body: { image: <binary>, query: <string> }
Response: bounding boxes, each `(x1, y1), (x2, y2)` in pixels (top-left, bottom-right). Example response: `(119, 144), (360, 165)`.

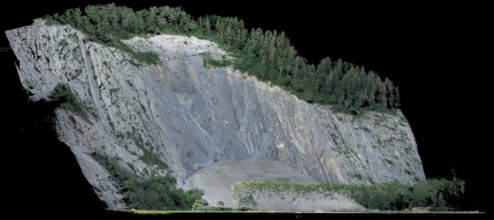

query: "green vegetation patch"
(233, 179), (465, 211)
(91, 152), (202, 210)
(48, 83), (92, 120)
(46, 4), (400, 113)
(200, 53), (233, 68)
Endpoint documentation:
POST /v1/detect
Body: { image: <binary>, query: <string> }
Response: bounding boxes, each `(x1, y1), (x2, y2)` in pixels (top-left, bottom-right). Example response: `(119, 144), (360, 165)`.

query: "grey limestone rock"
(6, 20), (425, 209)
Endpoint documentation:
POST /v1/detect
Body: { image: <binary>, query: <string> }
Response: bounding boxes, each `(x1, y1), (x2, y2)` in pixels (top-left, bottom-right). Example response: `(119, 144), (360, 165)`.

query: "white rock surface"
(6, 20), (425, 209)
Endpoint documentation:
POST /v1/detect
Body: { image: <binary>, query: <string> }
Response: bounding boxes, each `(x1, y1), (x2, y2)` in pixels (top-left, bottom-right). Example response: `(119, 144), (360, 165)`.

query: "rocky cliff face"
(6, 20), (425, 209)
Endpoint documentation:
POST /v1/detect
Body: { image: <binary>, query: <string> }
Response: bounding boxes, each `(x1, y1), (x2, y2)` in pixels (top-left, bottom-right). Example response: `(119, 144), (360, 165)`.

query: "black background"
(1, 0), (489, 216)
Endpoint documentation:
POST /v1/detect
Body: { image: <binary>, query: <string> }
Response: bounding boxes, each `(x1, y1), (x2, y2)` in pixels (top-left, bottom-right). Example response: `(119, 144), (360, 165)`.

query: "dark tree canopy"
(47, 3), (400, 113)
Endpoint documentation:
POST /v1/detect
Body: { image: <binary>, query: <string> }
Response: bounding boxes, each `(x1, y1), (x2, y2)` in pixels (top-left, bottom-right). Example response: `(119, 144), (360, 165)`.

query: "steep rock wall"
(6, 20), (425, 208)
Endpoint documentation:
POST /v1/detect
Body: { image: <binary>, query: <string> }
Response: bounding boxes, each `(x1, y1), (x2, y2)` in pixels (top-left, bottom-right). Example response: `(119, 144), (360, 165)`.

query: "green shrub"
(192, 199), (209, 210)
(48, 83), (91, 120)
(110, 39), (160, 65)
(48, 83), (77, 104)
(350, 182), (411, 210)
(201, 53), (232, 68)
(192, 200), (235, 211)
(409, 178), (464, 211)
(238, 193), (257, 208)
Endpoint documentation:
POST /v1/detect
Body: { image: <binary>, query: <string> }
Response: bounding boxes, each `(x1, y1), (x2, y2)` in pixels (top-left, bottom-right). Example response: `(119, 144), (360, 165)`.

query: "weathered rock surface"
(6, 20), (425, 209)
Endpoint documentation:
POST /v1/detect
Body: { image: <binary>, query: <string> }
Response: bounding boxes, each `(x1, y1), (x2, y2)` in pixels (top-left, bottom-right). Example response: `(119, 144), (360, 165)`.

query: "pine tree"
(366, 71), (377, 108)
(376, 77), (388, 110)
(198, 17), (210, 35)
(393, 86), (401, 108)
(384, 78), (394, 109)
(317, 57), (333, 75)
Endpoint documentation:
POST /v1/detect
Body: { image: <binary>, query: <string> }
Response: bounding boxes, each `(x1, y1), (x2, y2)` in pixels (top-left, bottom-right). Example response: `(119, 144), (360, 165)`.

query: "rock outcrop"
(6, 20), (425, 209)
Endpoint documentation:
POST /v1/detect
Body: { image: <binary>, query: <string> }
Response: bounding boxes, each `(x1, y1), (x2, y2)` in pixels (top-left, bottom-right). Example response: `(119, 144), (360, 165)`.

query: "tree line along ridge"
(46, 3), (400, 113)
